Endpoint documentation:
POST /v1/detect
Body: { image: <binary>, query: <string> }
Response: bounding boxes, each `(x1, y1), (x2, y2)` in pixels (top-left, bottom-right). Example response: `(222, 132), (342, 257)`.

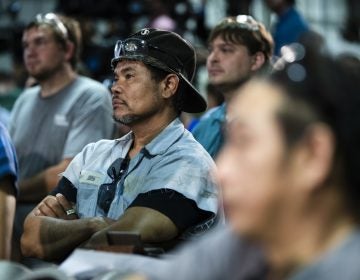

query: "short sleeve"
(128, 189), (213, 232)
(138, 149), (219, 215)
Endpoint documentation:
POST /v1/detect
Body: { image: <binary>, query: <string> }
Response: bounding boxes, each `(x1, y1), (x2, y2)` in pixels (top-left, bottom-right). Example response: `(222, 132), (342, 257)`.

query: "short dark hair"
(25, 13), (82, 69)
(208, 16), (274, 70)
(270, 46), (360, 221)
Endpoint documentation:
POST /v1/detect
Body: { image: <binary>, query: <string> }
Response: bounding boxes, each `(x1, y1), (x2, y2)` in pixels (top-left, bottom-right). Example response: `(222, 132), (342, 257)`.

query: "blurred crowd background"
(0, 0), (359, 117)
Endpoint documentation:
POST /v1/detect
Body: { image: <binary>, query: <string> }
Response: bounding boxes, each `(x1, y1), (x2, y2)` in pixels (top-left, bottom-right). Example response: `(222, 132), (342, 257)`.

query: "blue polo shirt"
(191, 104), (226, 159)
(62, 118), (219, 220)
(0, 123), (18, 196)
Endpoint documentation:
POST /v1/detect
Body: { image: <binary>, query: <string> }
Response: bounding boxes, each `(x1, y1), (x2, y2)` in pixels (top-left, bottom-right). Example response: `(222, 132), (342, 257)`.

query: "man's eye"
(125, 74), (134, 79)
(221, 47), (233, 53)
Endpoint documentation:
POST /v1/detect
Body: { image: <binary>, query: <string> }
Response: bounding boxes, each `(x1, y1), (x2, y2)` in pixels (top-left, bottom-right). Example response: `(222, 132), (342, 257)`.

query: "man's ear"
(64, 41), (75, 62)
(161, 74), (179, 99)
(250, 52), (265, 72)
(291, 123), (335, 192)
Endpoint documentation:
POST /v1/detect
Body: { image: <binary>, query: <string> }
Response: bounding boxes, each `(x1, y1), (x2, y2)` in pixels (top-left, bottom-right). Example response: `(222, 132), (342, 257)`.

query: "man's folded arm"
(83, 189), (214, 248)
(20, 200), (110, 261)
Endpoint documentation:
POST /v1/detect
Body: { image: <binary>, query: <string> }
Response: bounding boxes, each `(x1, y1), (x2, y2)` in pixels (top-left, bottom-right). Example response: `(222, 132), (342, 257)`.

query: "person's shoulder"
(191, 105), (225, 140)
(15, 85), (40, 102)
(73, 76), (110, 96)
(172, 129), (215, 164)
(200, 105), (225, 121)
(68, 76), (111, 107)
(78, 76), (109, 90)
(85, 138), (118, 151)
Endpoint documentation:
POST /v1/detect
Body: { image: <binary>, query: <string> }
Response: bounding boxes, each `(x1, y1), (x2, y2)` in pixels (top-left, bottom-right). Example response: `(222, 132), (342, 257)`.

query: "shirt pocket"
(77, 170), (106, 217)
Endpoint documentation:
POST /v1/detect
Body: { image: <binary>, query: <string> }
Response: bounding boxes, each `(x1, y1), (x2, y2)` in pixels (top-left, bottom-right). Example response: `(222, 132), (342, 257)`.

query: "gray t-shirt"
(9, 76), (114, 181)
(147, 225), (266, 280)
(290, 228), (360, 280)
(147, 226), (360, 280)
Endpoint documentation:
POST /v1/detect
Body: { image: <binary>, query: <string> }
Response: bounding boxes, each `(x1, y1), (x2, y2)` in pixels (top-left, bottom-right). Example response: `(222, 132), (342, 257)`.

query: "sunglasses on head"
(97, 157), (130, 214)
(35, 12), (68, 40)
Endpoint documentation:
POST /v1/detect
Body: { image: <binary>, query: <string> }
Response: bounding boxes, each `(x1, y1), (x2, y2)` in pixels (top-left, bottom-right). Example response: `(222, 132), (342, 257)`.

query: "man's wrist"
(87, 217), (111, 233)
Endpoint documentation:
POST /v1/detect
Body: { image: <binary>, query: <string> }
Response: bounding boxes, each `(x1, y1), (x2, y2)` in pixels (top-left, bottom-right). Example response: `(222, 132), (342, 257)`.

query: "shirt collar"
(115, 118), (184, 157)
(213, 103), (227, 122)
(144, 118), (184, 156)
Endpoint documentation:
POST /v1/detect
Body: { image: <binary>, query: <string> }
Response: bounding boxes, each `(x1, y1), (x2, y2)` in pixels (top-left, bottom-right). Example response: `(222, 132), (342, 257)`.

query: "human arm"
(20, 194), (111, 261)
(0, 175), (16, 260)
(17, 158), (72, 203)
(83, 189), (213, 249)
(82, 206), (178, 249)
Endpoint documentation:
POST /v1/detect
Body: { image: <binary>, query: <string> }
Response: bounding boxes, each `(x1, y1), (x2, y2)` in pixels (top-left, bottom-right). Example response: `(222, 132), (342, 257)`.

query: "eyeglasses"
(223, 15), (260, 32)
(35, 13), (68, 40)
(97, 157), (130, 214)
(113, 38), (184, 74)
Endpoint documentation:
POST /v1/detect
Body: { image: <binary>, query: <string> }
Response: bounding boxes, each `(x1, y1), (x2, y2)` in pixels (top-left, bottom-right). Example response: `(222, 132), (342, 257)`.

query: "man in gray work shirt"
(9, 13), (113, 261)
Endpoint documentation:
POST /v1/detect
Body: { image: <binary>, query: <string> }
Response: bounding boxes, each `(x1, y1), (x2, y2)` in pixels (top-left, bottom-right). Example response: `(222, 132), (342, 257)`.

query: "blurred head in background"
(22, 13), (81, 81)
(206, 15), (273, 101)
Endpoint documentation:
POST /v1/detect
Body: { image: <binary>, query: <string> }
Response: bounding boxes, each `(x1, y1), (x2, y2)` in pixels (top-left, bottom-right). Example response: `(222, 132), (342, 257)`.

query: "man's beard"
(213, 77), (249, 94)
(113, 114), (140, 125)
(28, 64), (61, 82)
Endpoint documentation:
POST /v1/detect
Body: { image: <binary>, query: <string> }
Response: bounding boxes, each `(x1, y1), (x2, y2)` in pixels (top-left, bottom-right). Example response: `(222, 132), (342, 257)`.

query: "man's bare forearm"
(21, 214), (109, 261)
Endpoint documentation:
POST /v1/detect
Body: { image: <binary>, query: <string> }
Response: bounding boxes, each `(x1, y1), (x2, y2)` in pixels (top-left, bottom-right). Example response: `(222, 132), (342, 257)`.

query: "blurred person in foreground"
(9, 13), (114, 260)
(124, 45), (360, 280)
(21, 28), (219, 262)
(0, 123), (17, 260)
(191, 15), (273, 159)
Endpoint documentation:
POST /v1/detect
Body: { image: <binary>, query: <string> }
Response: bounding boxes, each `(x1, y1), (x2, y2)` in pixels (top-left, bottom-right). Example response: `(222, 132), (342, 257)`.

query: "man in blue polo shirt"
(191, 15), (273, 158)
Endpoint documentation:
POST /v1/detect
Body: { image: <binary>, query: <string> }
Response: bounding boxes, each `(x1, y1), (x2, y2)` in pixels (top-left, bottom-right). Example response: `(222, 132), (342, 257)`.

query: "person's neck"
(264, 190), (355, 279)
(215, 78), (249, 104)
(39, 65), (77, 98)
(222, 88), (239, 104)
(128, 111), (177, 158)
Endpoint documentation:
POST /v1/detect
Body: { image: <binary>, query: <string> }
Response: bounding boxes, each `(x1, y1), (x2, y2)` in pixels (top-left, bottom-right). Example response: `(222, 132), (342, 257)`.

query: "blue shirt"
(0, 123), (18, 196)
(273, 7), (310, 56)
(191, 104), (226, 159)
(63, 118), (219, 220)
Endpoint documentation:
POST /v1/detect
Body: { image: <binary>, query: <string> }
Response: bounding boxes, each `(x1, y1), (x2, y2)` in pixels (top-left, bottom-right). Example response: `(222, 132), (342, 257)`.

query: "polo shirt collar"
(115, 118), (184, 157)
(145, 118), (184, 156)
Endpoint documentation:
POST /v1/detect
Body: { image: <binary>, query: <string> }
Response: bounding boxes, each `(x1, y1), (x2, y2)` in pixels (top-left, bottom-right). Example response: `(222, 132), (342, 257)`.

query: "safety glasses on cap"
(35, 13), (68, 40)
(113, 38), (184, 74)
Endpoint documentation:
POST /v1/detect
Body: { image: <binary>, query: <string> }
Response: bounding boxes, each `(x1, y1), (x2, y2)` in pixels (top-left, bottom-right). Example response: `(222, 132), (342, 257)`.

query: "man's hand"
(34, 194), (78, 220)
(81, 217), (116, 250)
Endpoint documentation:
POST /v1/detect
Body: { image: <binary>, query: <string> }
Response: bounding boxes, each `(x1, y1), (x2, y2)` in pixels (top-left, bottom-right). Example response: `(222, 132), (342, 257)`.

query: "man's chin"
(113, 114), (138, 125)
(211, 79), (247, 94)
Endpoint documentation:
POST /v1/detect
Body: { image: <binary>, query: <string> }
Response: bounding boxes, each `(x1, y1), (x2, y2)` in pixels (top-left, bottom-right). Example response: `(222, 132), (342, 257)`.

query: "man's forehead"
(209, 36), (244, 48)
(114, 60), (144, 72)
(23, 26), (52, 40)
